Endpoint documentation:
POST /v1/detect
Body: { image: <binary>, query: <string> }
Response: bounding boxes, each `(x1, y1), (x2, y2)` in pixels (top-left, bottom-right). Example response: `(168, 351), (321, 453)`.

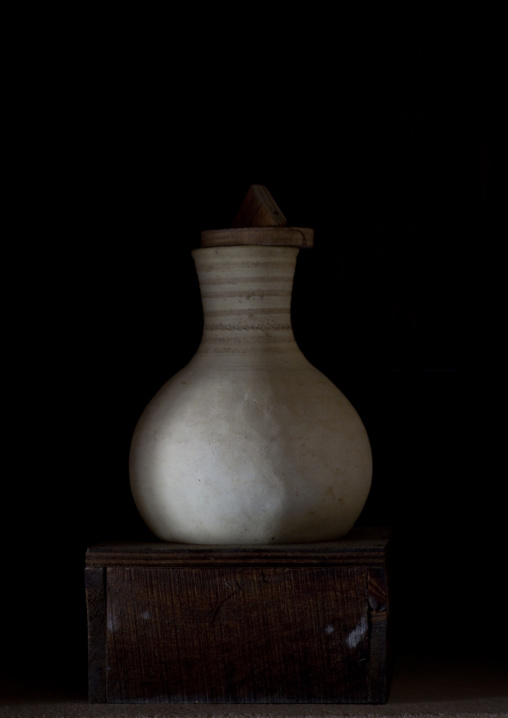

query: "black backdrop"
(3, 18), (506, 696)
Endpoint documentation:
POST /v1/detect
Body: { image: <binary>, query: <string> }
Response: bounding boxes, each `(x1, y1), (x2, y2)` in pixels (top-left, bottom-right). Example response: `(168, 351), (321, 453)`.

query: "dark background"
(3, 16), (506, 698)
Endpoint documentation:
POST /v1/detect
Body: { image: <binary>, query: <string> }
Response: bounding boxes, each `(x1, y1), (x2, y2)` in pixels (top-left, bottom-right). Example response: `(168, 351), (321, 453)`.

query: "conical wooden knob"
(231, 184), (287, 228)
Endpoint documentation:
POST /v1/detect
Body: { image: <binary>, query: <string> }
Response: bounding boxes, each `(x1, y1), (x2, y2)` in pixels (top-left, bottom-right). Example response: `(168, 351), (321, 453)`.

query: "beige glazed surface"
(129, 245), (372, 544)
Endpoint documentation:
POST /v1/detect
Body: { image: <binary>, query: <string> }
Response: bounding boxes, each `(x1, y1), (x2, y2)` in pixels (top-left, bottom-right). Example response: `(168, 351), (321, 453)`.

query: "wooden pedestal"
(85, 526), (391, 704)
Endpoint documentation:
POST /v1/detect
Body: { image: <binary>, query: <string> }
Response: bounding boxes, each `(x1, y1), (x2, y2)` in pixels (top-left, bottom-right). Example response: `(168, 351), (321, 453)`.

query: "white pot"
(129, 244), (372, 544)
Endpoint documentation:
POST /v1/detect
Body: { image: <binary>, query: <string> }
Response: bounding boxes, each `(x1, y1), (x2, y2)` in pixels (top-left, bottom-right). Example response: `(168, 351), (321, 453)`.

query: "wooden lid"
(200, 185), (314, 248)
(200, 226), (314, 248)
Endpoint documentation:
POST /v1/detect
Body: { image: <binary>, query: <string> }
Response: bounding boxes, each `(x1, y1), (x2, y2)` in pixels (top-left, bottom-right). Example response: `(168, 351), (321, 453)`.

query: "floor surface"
(1, 654), (507, 717)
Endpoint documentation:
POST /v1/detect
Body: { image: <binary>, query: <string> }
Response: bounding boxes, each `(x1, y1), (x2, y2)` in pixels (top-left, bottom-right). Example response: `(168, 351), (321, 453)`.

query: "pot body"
(129, 246), (372, 544)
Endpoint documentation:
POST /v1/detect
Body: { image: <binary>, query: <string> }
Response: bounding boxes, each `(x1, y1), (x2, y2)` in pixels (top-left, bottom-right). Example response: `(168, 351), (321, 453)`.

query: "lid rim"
(200, 227), (314, 248)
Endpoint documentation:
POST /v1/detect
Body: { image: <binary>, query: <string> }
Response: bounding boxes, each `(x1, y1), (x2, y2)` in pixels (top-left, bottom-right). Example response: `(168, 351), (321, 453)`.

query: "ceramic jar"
(129, 240), (372, 544)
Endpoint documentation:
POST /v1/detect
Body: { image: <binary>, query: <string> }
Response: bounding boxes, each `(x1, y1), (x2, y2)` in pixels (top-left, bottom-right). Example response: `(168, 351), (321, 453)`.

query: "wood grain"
(367, 566), (390, 702)
(84, 567), (106, 703)
(106, 566), (369, 703)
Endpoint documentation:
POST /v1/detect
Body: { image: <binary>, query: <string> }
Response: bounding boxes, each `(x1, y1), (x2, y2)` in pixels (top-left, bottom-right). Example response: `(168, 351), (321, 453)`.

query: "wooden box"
(85, 526), (391, 704)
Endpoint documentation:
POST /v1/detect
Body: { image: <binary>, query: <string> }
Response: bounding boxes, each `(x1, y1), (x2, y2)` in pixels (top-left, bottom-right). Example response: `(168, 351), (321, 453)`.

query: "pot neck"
(191, 245), (301, 358)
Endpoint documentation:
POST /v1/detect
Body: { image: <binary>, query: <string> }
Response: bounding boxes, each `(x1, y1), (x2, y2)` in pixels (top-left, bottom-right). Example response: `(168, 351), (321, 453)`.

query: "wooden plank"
(105, 565), (371, 704)
(84, 567), (106, 703)
(86, 526), (391, 569)
(367, 565), (391, 702)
